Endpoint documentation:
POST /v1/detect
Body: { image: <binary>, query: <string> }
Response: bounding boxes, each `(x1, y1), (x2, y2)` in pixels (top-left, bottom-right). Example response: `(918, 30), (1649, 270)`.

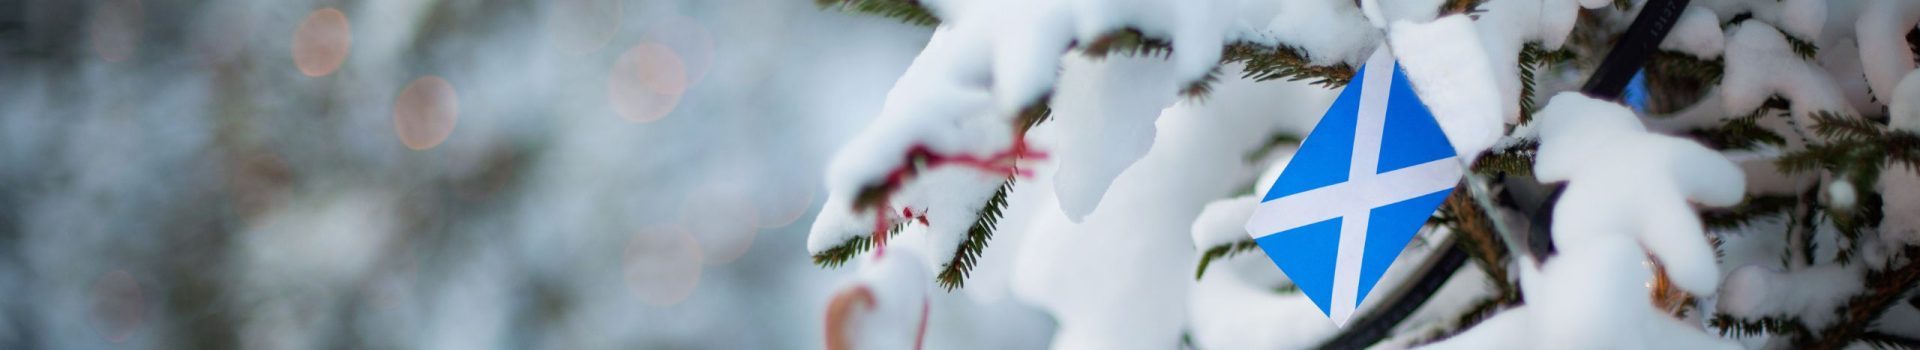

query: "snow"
(1390, 16), (1505, 158)
(1191, 195), (1261, 250)
(1464, 0), (1610, 124)
(1716, 264), (1863, 328)
(1780, 0), (1828, 41)
(832, 246), (933, 350)
(1893, 70), (1920, 133)
(1721, 21), (1859, 146)
(1188, 263), (1338, 349)
(1882, 167), (1920, 247)
(1660, 6), (1726, 60)
(1826, 179), (1857, 211)
(1855, 0), (1920, 106)
(1050, 54), (1183, 221)
(1250, 0), (1381, 67)
(1423, 93), (1745, 349)
(1010, 67), (1334, 350)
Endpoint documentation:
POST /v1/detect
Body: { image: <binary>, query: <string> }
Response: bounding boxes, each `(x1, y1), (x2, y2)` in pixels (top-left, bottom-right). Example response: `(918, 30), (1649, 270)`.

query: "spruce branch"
(937, 178), (1013, 290)
(1083, 28), (1174, 60)
(1471, 140), (1538, 177)
(1710, 314), (1812, 338)
(1699, 194), (1796, 230)
(1519, 44), (1577, 123)
(1806, 246), (1920, 349)
(1223, 42), (1356, 88)
(1442, 186), (1512, 291)
(1244, 132), (1304, 163)
(812, 222), (906, 268)
(816, 0), (940, 26)
(1857, 331), (1920, 350)
(1194, 239), (1260, 280)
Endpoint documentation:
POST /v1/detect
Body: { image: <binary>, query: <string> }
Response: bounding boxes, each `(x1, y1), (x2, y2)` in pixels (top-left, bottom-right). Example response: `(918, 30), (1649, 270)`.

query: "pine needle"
(1194, 239), (1261, 280)
(1223, 42), (1355, 88)
(816, 0), (940, 26)
(936, 178), (1013, 290)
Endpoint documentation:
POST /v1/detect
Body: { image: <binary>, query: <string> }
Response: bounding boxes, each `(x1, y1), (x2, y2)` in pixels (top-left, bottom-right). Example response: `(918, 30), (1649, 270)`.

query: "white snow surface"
(1010, 69), (1333, 350)
(1423, 93), (1744, 350)
(1856, 0), (1920, 106)
(1716, 264), (1863, 328)
(1051, 55), (1182, 221)
(1390, 16), (1505, 158)
(1660, 6), (1726, 60)
(1893, 70), (1920, 133)
(1722, 22), (1859, 147)
(840, 246), (933, 350)
(1882, 167), (1920, 247)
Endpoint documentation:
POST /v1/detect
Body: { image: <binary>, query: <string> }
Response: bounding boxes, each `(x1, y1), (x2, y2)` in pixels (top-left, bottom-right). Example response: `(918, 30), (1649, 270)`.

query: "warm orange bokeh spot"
(293, 8), (352, 77)
(89, 0), (143, 62)
(393, 76), (460, 150)
(607, 43), (687, 123)
(625, 225), (703, 306)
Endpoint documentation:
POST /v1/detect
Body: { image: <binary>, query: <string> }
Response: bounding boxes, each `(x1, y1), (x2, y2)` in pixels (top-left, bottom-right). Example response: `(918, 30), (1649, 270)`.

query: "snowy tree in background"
(804, 0), (1920, 349)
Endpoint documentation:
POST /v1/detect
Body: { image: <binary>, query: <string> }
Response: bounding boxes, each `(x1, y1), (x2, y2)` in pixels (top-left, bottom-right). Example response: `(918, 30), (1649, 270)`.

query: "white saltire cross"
(1243, 47), (1464, 327)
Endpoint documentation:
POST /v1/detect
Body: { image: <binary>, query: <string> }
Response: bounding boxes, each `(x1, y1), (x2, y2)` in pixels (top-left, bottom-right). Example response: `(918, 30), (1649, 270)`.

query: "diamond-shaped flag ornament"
(1243, 45), (1464, 327)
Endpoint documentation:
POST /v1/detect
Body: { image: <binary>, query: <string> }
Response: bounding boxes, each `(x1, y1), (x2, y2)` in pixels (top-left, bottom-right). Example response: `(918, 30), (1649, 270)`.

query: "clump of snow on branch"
(1721, 22), (1857, 145)
(1389, 15), (1505, 158)
(1716, 264), (1864, 328)
(1855, 0), (1920, 106)
(1051, 55), (1182, 221)
(1463, 0), (1612, 123)
(1424, 93), (1744, 349)
(1659, 7), (1725, 59)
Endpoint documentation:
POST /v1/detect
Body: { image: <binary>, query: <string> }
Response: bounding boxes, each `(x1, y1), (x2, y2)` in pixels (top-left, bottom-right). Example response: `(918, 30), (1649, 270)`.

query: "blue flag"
(1243, 46), (1464, 327)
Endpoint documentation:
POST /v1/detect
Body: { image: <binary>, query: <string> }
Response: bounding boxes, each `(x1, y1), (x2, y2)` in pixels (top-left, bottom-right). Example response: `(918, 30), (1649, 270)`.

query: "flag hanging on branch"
(1243, 46), (1464, 327)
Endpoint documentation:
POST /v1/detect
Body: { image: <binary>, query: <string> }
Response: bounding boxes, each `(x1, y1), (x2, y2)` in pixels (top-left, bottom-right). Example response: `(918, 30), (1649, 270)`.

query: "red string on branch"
(866, 136), (1046, 258)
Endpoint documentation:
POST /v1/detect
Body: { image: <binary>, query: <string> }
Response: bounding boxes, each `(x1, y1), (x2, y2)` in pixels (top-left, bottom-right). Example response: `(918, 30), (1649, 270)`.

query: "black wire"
(1521, 0), (1691, 262)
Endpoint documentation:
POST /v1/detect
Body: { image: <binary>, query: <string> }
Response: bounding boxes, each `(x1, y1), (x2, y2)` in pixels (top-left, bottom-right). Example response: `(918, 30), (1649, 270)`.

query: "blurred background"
(0, 0), (993, 347)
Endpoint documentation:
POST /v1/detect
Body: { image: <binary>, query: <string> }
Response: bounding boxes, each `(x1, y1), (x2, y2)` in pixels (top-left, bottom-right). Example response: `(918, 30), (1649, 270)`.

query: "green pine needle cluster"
(815, 0), (940, 26)
(1224, 42), (1355, 88)
(1649, 51), (1725, 86)
(1700, 194), (1796, 230)
(811, 222), (906, 268)
(1691, 112), (1787, 151)
(1518, 43), (1575, 123)
(1083, 28), (1174, 60)
(1777, 113), (1920, 186)
(937, 178), (1013, 290)
(1470, 140), (1537, 177)
(1194, 239), (1260, 280)
(1711, 314), (1810, 339)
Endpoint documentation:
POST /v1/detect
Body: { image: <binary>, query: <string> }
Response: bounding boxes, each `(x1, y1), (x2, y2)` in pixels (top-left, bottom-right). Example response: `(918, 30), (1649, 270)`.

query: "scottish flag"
(1243, 47), (1463, 327)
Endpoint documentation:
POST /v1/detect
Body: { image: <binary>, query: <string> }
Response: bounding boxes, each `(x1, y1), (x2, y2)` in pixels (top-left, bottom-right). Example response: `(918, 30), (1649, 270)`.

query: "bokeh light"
(682, 185), (760, 264)
(546, 0), (622, 55)
(756, 180), (815, 229)
(293, 8), (352, 77)
(393, 76), (460, 150)
(642, 16), (716, 86)
(88, 269), (144, 343)
(607, 43), (687, 123)
(625, 225), (703, 306)
(89, 0), (144, 62)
